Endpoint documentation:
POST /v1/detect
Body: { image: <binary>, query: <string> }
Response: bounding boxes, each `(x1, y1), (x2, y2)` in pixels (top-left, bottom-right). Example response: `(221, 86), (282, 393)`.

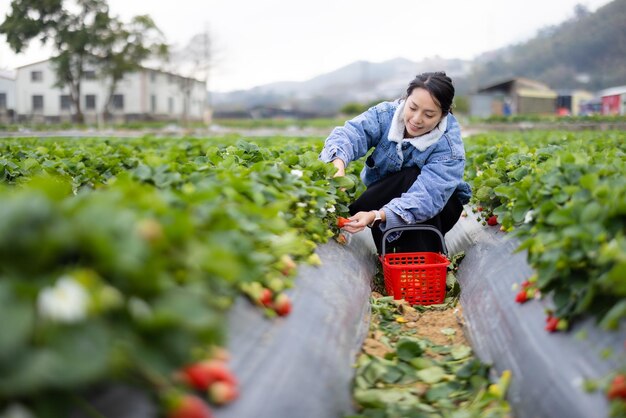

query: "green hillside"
(464, 0), (626, 92)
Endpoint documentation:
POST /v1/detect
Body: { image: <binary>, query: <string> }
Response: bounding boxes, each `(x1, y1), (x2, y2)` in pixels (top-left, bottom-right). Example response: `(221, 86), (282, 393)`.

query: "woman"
(319, 72), (471, 254)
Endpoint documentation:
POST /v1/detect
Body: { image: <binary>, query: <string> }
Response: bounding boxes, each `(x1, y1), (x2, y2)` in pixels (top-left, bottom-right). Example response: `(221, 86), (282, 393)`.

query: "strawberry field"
(0, 129), (625, 418)
(0, 135), (364, 417)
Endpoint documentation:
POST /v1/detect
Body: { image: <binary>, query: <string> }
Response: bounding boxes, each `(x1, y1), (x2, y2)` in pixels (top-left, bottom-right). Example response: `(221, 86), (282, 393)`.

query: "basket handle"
(380, 224), (448, 257)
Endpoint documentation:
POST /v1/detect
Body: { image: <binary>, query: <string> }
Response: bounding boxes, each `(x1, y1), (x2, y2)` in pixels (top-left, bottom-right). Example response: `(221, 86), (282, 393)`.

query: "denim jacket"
(319, 100), (472, 231)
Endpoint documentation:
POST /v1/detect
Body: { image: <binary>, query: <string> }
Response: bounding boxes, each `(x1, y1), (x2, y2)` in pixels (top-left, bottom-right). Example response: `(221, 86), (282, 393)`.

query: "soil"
(363, 292), (468, 358)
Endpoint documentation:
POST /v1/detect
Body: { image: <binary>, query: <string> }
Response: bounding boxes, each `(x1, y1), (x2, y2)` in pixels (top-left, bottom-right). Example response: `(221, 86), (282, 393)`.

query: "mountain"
(211, 0), (625, 117)
(211, 57), (472, 117)
(465, 0), (626, 92)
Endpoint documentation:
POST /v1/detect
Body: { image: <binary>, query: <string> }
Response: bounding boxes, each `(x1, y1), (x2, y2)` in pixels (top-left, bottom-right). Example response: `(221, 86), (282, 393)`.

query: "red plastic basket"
(380, 225), (450, 305)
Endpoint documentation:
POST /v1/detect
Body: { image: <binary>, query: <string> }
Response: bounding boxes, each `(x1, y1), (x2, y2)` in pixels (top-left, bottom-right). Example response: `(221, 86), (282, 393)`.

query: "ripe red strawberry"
(545, 316), (559, 332)
(273, 293), (292, 316)
(515, 290), (528, 304)
(337, 216), (351, 228)
(521, 280), (532, 289)
(178, 360), (237, 390)
(208, 381), (239, 405)
(607, 374), (626, 400)
(168, 394), (213, 418)
(258, 288), (273, 307)
(487, 215), (498, 226)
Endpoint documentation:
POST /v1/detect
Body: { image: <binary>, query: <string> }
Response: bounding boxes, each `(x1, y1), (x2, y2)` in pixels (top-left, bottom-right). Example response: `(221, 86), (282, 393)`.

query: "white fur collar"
(388, 100), (448, 156)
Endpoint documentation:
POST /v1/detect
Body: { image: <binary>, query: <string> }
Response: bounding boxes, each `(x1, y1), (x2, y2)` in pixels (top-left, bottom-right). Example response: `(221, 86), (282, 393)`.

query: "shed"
(598, 85), (626, 115)
(470, 78), (557, 117)
(556, 89), (593, 116)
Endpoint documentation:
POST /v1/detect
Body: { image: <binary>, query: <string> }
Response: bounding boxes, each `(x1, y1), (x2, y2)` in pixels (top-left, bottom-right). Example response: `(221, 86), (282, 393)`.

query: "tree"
(98, 15), (168, 122)
(0, 0), (168, 124)
(166, 27), (215, 125)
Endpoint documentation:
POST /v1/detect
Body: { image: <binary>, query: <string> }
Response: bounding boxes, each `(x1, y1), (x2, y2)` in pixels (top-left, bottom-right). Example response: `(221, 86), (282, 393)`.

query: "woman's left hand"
(340, 211), (376, 234)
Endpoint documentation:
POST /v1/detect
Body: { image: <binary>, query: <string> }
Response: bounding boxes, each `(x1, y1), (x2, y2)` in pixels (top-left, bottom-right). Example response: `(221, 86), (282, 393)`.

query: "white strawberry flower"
(296, 202), (307, 208)
(37, 276), (89, 323)
(290, 169), (303, 178)
(524, 210), (535, 224)
(327, 205), (336, 213)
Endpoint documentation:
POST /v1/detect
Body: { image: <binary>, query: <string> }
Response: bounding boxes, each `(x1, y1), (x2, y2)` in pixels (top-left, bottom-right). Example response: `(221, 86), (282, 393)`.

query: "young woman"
(319, 72), (471, 254)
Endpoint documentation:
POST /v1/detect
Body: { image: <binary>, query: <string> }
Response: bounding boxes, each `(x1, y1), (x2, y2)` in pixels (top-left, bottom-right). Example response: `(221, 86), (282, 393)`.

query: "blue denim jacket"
(319, 100), (472, 230)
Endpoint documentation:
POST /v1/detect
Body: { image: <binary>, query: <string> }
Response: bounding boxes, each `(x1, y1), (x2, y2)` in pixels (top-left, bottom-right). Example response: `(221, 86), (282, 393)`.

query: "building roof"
(598, 85), (626, 97)
(477, 77), (553, 94)
(15, 57), (204, 83)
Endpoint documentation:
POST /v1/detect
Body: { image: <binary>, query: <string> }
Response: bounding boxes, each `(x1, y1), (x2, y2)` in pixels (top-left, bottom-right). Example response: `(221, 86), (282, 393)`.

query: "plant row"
(465, 130), (626, 331)
(0, 135), (360, 417)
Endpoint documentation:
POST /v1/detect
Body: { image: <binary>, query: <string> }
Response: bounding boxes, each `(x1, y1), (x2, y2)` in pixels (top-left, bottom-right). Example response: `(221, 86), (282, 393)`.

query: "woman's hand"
(340, 211), (379, 234)
(332, 158), (346, 177)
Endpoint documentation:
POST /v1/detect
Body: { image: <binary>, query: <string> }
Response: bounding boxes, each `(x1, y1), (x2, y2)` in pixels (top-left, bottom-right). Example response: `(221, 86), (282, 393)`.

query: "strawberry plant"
(465, 131), (626, 330)
(0, 135), (362, 416)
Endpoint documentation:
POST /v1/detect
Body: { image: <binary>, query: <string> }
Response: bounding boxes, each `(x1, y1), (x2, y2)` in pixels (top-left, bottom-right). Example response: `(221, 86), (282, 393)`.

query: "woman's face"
(403, 87), (444, 137)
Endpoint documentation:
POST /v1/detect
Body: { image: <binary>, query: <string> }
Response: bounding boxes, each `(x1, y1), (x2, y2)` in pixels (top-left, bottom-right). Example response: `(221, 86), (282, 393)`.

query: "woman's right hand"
(332, 158), (346, 177)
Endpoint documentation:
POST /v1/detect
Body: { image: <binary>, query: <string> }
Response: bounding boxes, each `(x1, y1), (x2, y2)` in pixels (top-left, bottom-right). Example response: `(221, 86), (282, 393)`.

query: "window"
(60, 95), (72, 110)
(151, 95), (157, 113)
(85, 94), (96, 110)
(168, 97), (174, 114)
(32, 95), (44, 111)
(150, 71), (157, 82)
(31, 71), (43, 82)
(0, 93), (6, 110)
(112, 94), (124, 110)
(83, 70), (96, 80)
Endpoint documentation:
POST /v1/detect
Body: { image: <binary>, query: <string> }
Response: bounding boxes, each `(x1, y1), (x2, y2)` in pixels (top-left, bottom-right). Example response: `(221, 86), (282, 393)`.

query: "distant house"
(555, 90), (593, 116)
(598, 85), (626, 115)
(0, 72), (16, 123)
(470, 78), (558, 117)
(15, 59), (208, 123)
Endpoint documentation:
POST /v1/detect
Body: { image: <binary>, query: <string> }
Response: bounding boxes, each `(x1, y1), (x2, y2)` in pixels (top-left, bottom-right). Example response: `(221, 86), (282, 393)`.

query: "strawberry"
(477, 206), (483, 212)
(545, 316), (559, 332)
(521, 280), (532, 289)
(208, 381), (239, 406)
(515, 290), (528, 304)
(337, 216), (351, 228)
(607, 374), (626, 400)
(178, 360), (237, 391)
(258, 288), (273, 307)
(487, 215), (498, 226)
(278, 254), (297, 276)
(136, 218), (164, 242)
(168, 394), (213, 418)
(273, 293), (292, 316)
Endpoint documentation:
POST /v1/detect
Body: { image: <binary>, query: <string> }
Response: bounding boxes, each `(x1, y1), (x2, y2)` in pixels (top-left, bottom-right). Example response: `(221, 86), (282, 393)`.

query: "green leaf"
(396, 337), (423, 361)
(0, 283), (33, 360)
(416, 366), (446, 384)
(451, 345), (472, 360)
(599, 300), (626, 330)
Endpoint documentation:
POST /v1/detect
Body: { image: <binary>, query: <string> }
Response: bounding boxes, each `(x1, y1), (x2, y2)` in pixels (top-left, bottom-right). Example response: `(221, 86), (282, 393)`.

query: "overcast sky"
(0, 0), (613, 92)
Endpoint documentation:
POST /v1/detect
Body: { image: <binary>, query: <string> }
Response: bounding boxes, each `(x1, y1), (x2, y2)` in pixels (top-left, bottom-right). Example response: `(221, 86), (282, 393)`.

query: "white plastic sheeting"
(214, 231), (378, 418)
(447, 214), (625, 418)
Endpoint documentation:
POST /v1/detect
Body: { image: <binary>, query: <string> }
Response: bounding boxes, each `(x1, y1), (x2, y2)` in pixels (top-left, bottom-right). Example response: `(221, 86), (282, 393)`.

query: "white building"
(15, 59), (208, 123)
(0, 72), (16, 123)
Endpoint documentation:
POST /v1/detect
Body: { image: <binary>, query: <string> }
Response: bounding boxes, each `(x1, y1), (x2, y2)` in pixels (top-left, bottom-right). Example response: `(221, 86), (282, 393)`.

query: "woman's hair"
(404, 72), (455, 115)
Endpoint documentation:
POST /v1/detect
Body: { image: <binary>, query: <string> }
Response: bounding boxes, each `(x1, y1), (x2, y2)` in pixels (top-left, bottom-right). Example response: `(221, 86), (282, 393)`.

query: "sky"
(0, 0), (614, 92)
